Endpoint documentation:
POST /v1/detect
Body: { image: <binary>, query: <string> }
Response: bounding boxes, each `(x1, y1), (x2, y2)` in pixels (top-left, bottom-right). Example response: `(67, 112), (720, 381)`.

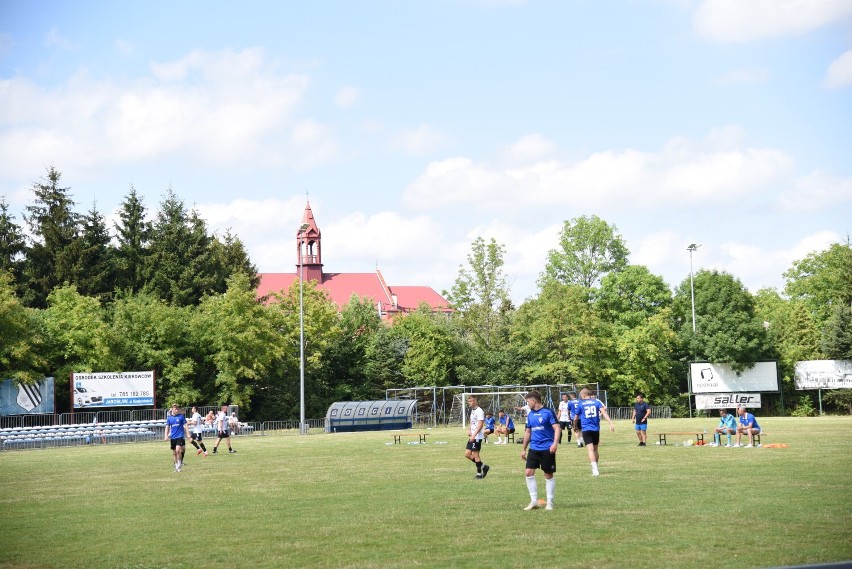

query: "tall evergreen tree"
(0, 198), (26, 294)
(209, 229), (259, 291)
(22, 167), (81, 307)
(114, 186), (152, 294)
(76, 202), (116, 301)
(144, 188), (189, 304)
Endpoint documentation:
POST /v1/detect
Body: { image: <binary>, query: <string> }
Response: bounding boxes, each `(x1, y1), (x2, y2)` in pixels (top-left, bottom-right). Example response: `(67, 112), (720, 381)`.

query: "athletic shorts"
(191, 432), (203, 441)
(581, 431), (600, 446)
(634, 423), (647, 431)
(484, 428), (494, 435)
(525, 448), (556, 474)
(217, 430), (230, 439)
(559, 421), (571, 430)
(170, 438), (185, 450)
(466, 440), (483, 452)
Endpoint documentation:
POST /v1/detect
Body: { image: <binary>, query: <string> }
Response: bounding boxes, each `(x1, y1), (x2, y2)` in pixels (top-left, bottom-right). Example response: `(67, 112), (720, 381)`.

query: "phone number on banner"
(103, 397), (155, 406)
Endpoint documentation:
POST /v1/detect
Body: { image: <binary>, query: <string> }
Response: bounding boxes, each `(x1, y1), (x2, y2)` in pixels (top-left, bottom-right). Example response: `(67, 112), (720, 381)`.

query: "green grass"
(1, 416), (851, 569)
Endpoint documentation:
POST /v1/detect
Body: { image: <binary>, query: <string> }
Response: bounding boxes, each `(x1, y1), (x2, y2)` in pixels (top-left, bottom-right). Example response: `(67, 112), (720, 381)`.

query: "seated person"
(483, 412), (496, 441)
(711, 408), (737, 446)
(494, 410), (515, 445)
(735, 406), (761, 447)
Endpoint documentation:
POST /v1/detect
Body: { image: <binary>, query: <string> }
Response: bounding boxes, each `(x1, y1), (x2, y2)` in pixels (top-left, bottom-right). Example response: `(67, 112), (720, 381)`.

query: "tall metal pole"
(687, 243), (700, 333)
(687, 243), (700, 420)
(299, 226), (307, 435)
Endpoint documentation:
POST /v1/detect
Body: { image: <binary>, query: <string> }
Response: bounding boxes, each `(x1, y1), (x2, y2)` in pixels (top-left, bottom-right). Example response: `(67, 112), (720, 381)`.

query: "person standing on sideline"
(735, 406), (761, 447)
(521, 390), (560, 510)
(188, 406), (208, 456)
(574, 388), (614, 476)
(494, 410), (515, 444)
(711, 408), (737, 447)
(213, 404), (236, 454)
(464, 395), (489, 479)
(164, 404), (190, 472)
(558, 393), (572, 444)
(632, 393), (651, 446)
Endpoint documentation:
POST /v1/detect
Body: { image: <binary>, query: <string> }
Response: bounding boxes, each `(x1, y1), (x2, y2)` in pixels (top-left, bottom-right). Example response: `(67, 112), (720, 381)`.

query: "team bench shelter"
(325, 400), (417, 433)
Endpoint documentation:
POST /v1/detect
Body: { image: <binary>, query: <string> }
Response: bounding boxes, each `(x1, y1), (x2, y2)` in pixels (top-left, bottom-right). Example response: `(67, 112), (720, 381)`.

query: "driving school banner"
(0, 377), (55, 416)
(690, 362), (778, 393)
(71, 371), (155, 408)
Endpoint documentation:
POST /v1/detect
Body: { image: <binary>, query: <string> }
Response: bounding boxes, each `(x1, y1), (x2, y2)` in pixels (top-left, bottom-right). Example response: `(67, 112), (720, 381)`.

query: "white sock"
(591, 461), (599, 474)
(545, 477), (555, 504)
(526, 476), (537, 502)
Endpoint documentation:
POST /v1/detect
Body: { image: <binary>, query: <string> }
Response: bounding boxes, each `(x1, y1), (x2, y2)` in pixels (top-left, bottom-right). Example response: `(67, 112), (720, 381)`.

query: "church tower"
(296, 202), (323, 283)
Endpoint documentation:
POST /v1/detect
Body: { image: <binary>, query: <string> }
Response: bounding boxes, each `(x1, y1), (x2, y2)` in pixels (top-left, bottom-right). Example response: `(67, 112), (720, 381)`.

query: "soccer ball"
(537, 498), (546, 506)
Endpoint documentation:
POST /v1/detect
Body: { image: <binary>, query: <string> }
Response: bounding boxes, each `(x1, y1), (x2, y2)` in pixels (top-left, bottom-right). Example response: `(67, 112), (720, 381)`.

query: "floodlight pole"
(687, 244), (701, 333)
(299, 224), (309, 435)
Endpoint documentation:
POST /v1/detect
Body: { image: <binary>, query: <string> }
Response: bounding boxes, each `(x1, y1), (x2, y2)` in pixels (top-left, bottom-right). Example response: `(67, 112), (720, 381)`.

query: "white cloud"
(501, 134), (556, 163)
(334, 86), (360, 108)
(713, 67), (770, 86)
(390, 123), (451, 156)
(115, 39), (134, 56)
(0, 48), (335, 181)
(824, 49), (852, 89)
(403, 130), (792, 211)
(694, 0), (852, 42)
(723, 230), (843, 292)
(779, 170), (852, 211)
(44, 27), (78, 51)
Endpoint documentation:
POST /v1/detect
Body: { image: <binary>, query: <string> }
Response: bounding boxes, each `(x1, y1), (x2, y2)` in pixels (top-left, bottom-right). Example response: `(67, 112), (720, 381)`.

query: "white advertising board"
(690, 362), (778, 393)
(72, 371), (155, 408)
(695, 393), (761, 410)
(794, 360), (852, 390)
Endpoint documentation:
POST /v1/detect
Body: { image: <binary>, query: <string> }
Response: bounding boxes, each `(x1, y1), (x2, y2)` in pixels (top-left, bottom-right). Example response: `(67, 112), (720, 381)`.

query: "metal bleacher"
(0, 420), (166, 450)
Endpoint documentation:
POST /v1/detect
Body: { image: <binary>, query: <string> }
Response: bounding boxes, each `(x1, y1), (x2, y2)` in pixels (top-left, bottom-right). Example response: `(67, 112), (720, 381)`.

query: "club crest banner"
(0, 377), (55, 416)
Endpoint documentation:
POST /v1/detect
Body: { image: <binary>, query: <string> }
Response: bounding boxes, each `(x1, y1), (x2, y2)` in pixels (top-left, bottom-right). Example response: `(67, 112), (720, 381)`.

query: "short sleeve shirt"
(577, 399), (605, 432)
(469, 407), (485, 440)
(526, 407), (558, 451)
(633, 401), (650, 424)
(558, 400), (570, 422)
(167, 413), (187, 440)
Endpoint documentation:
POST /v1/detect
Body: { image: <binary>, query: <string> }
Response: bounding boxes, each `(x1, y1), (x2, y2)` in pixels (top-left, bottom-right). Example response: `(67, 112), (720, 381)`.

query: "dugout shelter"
(324, 400), (417, 433)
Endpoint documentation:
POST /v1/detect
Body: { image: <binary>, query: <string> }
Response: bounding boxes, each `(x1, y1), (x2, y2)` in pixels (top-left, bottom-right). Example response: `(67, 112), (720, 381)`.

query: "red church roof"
(256, 202), (452, 318)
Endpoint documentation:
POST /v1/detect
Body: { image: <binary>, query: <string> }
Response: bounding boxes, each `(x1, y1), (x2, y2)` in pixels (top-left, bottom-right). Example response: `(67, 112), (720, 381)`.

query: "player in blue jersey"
(735, 406), (761, 447)
(483, 412), (496, 443)
(164, 404), (190, 472)
(495, 410), (515, 444)
(573, 388), (614, 476)
(568, 392), (583, 447)
(520, 390), (560, 510)
(710, 408), (737, 446)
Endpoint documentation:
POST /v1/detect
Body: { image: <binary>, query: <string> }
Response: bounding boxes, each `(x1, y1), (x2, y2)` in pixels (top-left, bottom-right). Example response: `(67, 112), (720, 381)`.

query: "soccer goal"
(449, 391), (530, 431)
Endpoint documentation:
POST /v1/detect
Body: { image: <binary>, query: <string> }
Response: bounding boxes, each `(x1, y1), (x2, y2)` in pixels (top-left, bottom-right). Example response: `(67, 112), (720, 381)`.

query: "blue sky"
(1, 0), (850, 303)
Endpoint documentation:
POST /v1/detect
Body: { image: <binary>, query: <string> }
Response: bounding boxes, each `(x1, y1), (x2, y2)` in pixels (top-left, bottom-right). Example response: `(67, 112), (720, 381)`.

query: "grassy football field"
(0, 416), (850, 569)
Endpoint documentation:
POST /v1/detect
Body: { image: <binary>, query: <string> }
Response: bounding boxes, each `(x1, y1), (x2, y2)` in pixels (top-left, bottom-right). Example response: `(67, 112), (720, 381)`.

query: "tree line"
(2, 168), (851, 419)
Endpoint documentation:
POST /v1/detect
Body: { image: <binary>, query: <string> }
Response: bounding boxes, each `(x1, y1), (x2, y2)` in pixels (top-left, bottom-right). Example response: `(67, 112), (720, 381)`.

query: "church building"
(256, 202), (452, 319)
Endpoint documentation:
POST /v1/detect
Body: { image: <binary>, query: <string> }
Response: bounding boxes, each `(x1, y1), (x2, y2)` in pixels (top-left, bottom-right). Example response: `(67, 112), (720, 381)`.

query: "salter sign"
(695, 393), (761, 410)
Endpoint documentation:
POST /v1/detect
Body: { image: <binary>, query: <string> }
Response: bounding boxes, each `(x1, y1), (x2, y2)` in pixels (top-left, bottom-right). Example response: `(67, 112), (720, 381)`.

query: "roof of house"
(256, 271), (452, 315)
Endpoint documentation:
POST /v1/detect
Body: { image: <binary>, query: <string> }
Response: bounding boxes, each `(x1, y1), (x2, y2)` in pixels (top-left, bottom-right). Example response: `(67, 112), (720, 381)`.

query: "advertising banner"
(695, 393), (761, 410)
(72, 371), (155, 408)
(794, 360), (852, 390)
(0, 377), (55, 416)
(690, 362), (778, 393)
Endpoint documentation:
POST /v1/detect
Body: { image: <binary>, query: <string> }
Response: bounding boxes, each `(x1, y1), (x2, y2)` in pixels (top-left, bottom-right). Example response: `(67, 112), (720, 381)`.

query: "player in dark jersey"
(574, 388), (614, 476)
(520, 390), (560, 510)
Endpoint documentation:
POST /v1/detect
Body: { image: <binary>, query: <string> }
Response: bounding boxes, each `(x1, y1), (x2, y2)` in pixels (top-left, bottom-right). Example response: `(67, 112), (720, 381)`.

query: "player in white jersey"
(212, 404), (236, 454)
(464, 395), (489, 479)
(188, 406), (208, 456)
